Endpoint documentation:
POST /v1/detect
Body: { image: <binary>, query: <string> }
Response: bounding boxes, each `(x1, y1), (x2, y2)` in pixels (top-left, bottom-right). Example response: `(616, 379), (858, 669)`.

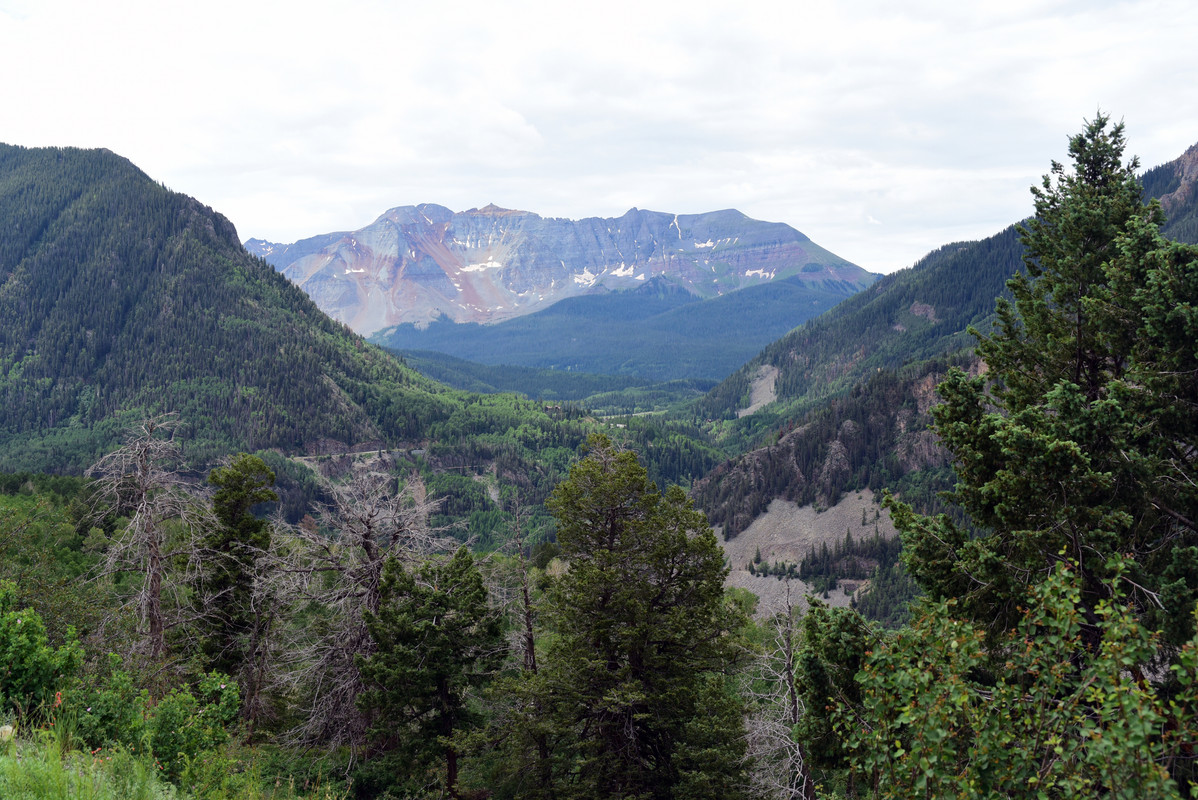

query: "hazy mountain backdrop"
(246, 204), (877, 333)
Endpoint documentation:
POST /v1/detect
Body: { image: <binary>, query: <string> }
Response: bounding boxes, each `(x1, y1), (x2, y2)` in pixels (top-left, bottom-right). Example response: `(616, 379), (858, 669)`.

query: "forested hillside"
(700, 141), (1198, 453)
(0, 145), (452, 470)
(396, 348), (717, 414)
(374, 272), (868, 383)
(697, 227), (1022, 445)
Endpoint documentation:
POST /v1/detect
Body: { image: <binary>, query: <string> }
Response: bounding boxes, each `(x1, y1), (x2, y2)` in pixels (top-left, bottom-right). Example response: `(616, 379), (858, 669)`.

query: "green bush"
(72, 653), (149, 749)
(148, 672), (239, 783)
(0, 580), (82, 721)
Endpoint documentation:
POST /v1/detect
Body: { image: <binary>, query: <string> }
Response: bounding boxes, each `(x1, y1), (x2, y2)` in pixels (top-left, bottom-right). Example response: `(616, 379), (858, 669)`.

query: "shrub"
(148, 672), (239, 783)
(72, 653), (149, 749)
(0, 580), (82, 721)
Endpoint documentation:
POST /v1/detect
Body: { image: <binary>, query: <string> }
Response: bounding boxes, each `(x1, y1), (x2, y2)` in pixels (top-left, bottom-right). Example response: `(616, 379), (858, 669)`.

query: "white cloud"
(1, 0), (1196, 273)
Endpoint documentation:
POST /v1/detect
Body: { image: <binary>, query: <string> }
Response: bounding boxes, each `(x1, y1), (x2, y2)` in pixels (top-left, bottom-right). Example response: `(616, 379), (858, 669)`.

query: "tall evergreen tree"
(535, 433), (749, 800)
(357, 546), (503, 799)
(200, 453), (277, 678)
(889, 114), (1198, 640)
(853, 116), (1198, 796)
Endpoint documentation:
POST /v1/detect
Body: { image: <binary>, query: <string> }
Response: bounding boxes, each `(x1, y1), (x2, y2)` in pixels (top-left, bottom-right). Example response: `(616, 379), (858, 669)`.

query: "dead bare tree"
(507, 497), (539, 675)
(745, 581), (817, 800)
(274, 465), (453, 751)
(85, 415), (214, 665)
(234, 525), (309, 738)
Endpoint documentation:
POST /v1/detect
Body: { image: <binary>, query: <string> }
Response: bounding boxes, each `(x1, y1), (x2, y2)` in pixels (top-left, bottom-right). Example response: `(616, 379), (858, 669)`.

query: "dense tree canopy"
(889, 114), (1198, 642)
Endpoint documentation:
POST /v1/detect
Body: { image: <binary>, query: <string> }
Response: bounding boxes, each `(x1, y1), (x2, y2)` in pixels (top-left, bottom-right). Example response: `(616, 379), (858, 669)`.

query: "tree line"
(1, 427), (754, 798)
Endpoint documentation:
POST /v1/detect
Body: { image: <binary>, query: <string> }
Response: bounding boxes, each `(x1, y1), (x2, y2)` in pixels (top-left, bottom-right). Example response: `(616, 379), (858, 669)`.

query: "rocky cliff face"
(246, 204), (872, 335)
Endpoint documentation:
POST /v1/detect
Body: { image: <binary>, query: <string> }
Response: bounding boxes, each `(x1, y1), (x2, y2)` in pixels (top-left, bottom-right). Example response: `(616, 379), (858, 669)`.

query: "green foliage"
(851, 116), (1198, 797)
(147, 672), (239, 783)
(844, 561), (1198, 798)
(852, 559), (920, 629)
(0, 734), (351, 800)
(529, 433), (750, 799)
(890, 115), (1198, 640)
(0, 580), (82, 721)
(199, 454), (278, 678)
(793, 528), (920, 627)
(0, 490), (104, 644)
(793, 601), (874, 773)
(0, 471), (87, 500)
(356, 547), (503, 797)
(71, 654), (149, 750)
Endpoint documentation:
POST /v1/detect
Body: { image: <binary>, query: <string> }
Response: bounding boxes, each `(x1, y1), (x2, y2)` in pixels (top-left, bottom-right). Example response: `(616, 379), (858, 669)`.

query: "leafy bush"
(72, 653), (149, 749)
(0, 580), (82, 721)
(148, 672), (239, 782)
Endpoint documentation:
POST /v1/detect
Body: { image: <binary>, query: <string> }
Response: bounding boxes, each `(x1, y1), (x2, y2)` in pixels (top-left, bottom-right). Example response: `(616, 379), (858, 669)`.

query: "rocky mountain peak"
(248, 206), (875, 336)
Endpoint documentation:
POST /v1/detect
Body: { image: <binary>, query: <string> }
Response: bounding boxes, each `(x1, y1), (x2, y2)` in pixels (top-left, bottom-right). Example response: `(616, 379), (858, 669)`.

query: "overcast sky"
(2, 0), (1195, 274)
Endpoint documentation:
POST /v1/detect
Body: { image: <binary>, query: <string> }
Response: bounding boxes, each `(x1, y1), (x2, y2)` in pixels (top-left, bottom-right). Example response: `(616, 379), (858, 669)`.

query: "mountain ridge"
(692, 136), (1198, 539)
(246, 203), (876, 335)
(373, 271), (871, 382)
(0, 144), (454, 470)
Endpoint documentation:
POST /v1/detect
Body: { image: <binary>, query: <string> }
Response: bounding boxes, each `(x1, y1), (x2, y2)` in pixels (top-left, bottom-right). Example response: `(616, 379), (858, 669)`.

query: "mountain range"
(0, 142), (731, 543)
(246, 204), (876, 335)
(2, 134), (1196, 551)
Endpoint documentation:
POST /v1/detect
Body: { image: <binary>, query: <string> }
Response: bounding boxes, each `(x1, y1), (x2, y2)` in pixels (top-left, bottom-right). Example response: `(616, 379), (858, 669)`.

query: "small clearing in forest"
(737, 364), (779, 417)
(719, 489), (899, 618)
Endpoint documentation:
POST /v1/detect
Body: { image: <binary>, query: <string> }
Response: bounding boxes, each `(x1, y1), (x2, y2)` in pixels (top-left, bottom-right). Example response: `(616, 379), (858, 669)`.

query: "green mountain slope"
(0, 145), (459, 470)
(694, 137), (1198, 542)
(697, 226), (1022, 447)
(0, 143), (727, 541)
(373, 272), (869, 382)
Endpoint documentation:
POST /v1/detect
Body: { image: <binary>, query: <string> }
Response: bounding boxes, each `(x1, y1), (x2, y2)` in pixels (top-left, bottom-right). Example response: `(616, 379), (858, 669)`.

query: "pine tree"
(889, 114), (1198, 640)
(199, 453), (277, 679)
(357, 547), (503, 798)
(535, 433), (749, 799)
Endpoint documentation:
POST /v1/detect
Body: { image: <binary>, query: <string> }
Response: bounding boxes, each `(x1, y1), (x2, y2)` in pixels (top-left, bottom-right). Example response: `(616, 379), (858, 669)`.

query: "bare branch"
(84, 415), (216, 664)
(270, 465), (451, 752)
